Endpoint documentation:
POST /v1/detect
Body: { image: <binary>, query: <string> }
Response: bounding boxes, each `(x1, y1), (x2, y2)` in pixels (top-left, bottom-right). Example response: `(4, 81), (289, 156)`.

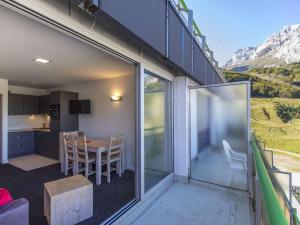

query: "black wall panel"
(213, 71), (217, 84)
(183, 27), (193, 75)
(168, 7), (182, 67)
(217, 74), (223, 83)
(101, 0), (166, 55)
(212, 70), (222, 84)
(193, 41), (206, 84)
(205, 60), (214, 85)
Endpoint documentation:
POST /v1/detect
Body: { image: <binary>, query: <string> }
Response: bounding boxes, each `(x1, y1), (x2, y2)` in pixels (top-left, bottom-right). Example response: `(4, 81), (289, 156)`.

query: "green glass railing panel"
(294, 208), (300, 225)
(251, 136), (289, 225)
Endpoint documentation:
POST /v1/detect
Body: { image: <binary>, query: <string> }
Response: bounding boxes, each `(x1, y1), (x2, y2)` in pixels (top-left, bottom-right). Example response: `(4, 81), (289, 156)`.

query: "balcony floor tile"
(133, 182), (253, 225)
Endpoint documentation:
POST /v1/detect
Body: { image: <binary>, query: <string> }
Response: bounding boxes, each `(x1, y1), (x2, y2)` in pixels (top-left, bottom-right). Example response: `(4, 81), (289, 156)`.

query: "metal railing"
(252, 134), (300, 225)
(173, 0), (225, 80)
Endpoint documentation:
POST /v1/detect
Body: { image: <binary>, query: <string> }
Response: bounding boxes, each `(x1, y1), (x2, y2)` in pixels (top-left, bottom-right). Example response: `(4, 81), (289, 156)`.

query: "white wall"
(0, 79), (8, 163)
(50, 75), (136, 170)
(174, 77), (189, 181)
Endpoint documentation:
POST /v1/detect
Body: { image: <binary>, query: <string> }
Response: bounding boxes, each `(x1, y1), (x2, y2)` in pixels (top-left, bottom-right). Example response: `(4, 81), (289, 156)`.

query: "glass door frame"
(188, 81), (251, 192)
(139, 68), (175, 200)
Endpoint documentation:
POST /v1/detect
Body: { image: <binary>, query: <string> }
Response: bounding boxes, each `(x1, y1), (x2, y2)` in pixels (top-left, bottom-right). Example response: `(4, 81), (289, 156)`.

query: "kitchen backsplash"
(8, 115), (50, 130)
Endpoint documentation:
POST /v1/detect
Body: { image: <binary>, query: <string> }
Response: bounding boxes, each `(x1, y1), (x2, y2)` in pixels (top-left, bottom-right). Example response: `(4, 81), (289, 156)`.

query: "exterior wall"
(100, 0), (167, 55)
(174, 77), (189, 181)
(5, 0), (222, 84)
(91, 0), (222, 83)
(174, 77), (200, 182)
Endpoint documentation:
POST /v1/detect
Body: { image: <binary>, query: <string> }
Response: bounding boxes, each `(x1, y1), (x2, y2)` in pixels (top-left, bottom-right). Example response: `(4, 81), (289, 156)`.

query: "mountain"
(225, 24), (300, 71)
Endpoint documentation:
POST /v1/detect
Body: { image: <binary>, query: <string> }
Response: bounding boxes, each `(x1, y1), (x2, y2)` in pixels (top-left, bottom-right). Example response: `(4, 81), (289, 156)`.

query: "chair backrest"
(222, 140), (233, 164)
(77, 131), (85, 137)
(75, 135), (88, 161)
(62, 131), (77, 158)
(108, 135), (123, 160)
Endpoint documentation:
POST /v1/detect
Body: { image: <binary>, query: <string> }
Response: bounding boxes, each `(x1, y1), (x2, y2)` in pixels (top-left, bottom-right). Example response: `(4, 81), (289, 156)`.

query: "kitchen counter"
(8, 128), (51, 132)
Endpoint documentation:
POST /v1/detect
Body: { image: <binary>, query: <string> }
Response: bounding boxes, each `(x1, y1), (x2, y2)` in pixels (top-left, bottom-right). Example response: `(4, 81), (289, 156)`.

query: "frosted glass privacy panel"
(190, 83), (249, 190)
(144, 72), (173, 193)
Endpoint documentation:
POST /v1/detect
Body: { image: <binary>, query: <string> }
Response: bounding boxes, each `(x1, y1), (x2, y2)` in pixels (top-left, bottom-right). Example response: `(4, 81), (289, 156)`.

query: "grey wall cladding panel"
(168, 7), (182, 67)
(183, 28), (193, 75)
(214, 71), (222, 84)
(101, 0), (166, 55)
(193, 42), (206, 83)
(213, 71), (218, 84)
(205, 60), (214, 85)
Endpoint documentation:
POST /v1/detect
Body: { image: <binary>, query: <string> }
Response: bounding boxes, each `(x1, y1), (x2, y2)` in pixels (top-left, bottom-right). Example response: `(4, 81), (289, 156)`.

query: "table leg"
(96, 150), (102, 185)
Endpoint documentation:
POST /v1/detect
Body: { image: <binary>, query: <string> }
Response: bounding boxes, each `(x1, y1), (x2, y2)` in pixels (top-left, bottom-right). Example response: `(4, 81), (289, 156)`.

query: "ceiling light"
(33, 58), (51, 64)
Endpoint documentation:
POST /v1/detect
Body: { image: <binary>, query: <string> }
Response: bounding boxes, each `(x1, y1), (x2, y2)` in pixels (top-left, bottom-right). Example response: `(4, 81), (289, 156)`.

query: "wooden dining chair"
(102, 135), (123, 183)
(75, 135), (96, 178)
(62, 131), (78, 176)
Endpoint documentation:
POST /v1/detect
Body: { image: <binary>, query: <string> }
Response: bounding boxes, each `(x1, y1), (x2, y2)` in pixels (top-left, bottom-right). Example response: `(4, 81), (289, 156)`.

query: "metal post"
(187, 9), (193, 34)
(255, 176), (262, 225)
(209, 51), (214, 62)
(201, 35), (206, 50)
(215, 61), (219, 68)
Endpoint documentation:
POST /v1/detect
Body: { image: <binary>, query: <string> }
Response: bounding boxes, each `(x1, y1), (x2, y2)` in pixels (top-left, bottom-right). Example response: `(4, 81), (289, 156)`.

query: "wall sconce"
(110, 95), (123, 101)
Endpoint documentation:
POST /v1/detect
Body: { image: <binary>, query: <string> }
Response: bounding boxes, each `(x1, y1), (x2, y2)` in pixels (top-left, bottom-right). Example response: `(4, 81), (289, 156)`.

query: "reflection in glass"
(144, 72), (172, 192)
(190, 84), (248, 190)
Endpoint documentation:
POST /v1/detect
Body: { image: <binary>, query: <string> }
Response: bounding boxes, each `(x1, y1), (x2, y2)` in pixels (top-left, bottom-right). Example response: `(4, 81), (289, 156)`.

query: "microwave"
(49, 104), (60, 119)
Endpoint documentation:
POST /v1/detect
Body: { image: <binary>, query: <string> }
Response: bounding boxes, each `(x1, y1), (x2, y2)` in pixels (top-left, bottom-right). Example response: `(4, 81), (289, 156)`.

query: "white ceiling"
(0, 5), (135, 88)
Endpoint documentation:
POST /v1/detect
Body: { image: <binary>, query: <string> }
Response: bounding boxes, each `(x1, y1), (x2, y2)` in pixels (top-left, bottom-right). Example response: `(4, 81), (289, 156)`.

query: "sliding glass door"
(144, 71), (172, 192)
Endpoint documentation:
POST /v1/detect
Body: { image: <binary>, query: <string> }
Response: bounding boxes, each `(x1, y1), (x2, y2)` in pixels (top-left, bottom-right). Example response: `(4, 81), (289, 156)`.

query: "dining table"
(86, 139), (108, 185)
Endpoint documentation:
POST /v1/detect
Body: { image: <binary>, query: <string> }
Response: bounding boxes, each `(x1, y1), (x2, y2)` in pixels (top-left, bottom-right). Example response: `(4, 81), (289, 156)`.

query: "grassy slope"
(252, 97), (300, 154)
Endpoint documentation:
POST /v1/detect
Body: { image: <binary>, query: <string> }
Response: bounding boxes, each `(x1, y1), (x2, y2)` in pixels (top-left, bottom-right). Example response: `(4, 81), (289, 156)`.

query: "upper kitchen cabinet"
(8, 93), (41, 115)
(39, 95), (50, 114)
(23, 95), (39, 115)
(8, 93), (23, 115)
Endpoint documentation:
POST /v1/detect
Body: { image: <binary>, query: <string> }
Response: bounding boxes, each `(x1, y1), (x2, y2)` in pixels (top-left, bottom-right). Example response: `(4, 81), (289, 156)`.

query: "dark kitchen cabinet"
(50, 91), (79, 133)
(39, 95), (50, 114)
(8, 93), (23, 115)
(23, 95), (39, 115)
(8, 131), (35, 158)
(8, 93), (40, 115)
(35, 131), (58, 159)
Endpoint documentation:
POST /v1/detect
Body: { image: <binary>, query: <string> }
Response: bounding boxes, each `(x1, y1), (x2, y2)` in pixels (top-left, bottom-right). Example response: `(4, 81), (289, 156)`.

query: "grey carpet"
(0, 163), (135, 225)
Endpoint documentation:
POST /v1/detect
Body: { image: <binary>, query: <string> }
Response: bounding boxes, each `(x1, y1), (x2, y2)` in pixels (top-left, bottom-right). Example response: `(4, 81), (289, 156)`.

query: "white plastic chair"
(222, 140), (247, 171)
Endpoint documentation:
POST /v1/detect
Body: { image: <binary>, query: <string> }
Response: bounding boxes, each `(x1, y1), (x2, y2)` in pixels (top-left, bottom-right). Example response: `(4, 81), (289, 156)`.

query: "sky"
(184, 0), (300, 66)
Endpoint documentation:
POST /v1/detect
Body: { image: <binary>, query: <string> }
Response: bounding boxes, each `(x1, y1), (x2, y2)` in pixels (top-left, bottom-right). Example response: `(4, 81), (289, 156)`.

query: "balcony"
(128, 134), (300, 225)
(133, 182), (252, 225)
